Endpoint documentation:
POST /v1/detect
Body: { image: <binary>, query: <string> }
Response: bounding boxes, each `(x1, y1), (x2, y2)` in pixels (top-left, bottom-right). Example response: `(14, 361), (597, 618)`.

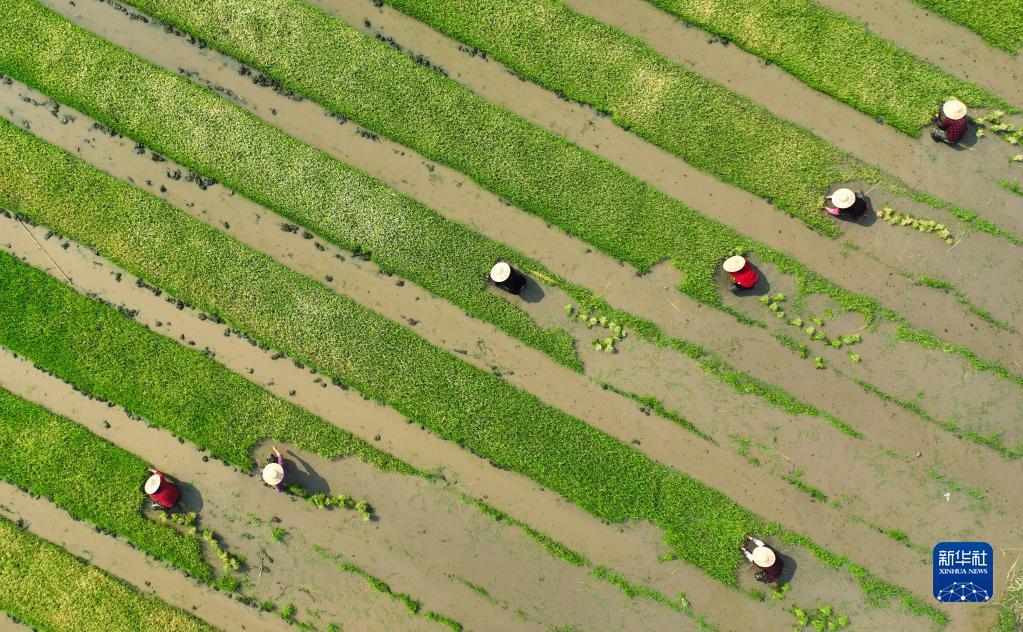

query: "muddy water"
(0, 220), (780, 631)
(36, 0), (1023, 369)
(27, 0), (1023, 454)
(0, 69), (1016, 607)
(571, 0), (1023, 229)
(0, 483), (276, 632)
(817, 0), (1023, 105)
(0, 352), (713, 632)
(0, 166), (953, 621)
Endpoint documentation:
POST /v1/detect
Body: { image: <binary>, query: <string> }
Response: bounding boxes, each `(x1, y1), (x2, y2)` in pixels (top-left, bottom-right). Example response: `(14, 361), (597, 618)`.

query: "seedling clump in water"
(565, 304), (626, 353)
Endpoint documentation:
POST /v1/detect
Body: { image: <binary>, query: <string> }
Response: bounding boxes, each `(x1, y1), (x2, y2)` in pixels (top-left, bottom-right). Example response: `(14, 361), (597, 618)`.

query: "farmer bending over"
(823, 188), (867, 220)
(932, 100), (968, 144)
(262, 445), (286, 492)
(740, 534), (784, 584)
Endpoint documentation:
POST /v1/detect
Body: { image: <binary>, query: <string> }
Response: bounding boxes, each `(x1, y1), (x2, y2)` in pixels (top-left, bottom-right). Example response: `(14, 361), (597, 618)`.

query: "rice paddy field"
(0, 0), (1021, 630)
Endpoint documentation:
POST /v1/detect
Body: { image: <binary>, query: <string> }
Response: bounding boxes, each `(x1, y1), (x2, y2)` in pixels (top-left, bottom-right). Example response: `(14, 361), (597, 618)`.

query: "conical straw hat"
(722, 255), (746, 273)
(144, 474), (162, 495)
(262, 462), (285, 486)
(942, 100), (967, 121)
(490, 261), (511, 283)
(752, 545), (776, 567)
(830, 188), (856, 209)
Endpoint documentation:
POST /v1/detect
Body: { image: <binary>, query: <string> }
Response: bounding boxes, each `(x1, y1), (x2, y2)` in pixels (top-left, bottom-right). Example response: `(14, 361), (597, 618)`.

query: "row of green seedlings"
(875, 207), (955, 245)
(160, 511), (244, 589)
(973, 111), (1023, 163)
(791, 604), (849, 631)
(287, 484), (373, 521)
(564, 304), (626, 353)
(747, 581), (791, 602)
(758, 294), (862, 366)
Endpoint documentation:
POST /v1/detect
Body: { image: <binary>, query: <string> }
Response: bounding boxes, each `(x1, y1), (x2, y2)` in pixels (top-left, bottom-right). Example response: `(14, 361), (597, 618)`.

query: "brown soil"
(3, 1), (1021, 630)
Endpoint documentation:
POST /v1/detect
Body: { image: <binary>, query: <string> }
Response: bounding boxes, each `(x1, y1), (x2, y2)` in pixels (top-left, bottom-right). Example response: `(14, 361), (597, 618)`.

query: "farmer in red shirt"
(932, 100), (968, 144)
(741, 534), (784, 584)
(144, 467), (180, 509)
(722, 255), (759, 293)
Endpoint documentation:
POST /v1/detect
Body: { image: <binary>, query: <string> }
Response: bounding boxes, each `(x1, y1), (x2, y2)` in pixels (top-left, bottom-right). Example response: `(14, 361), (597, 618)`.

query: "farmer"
(740, 534), (785, 584)
(144, 467), (180, 509)
(932, 99), (968, 144)
(823, 188), (867, 219)
(489, 261), (527, 295)
(262, 445), (286, 492)
(722, 255), (759, 292)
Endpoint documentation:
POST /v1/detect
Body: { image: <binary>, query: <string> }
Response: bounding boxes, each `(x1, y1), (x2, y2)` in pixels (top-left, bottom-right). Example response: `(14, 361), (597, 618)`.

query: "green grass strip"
(601, 383), (717, 444)
(0, 106), (944, 625)
(311, 545), (462, 628)
(0, 517), (217, 632)
(3, 1), (1018, 392)
(0, 386), (210, 581)
(639, 0), (1010, 133)
(0, 0), (872, 435)
(0, 0), (578, 371)
(853, 378), (1023, 459)
(87, 0), (1023, 368)
(372, 0), (1013, 228)
(0, 250), (409, 474)
(915, 276), (1015, 333)
(999, 180), (1023, 197)
(910, 0), (1023, 52)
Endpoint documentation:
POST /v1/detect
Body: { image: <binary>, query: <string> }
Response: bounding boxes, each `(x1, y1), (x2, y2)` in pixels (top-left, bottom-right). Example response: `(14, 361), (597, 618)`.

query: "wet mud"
(34, 0), (1023, 365)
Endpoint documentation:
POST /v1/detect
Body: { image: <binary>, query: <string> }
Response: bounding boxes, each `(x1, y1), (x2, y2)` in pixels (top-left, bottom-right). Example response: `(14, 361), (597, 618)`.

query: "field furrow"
(7, 0), (1023, 390)
(3, 74), (1018, 558)
(0, 106), (949, 625)
(623, 0), (1014, 132)
(908, 0), (1023, 52)
(0, 515), (218, 632)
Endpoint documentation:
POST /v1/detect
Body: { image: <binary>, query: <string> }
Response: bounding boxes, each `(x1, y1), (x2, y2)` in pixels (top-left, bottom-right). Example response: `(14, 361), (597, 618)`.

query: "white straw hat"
(752, 545), (776, 568)
(942, 99), (967, 121)
(490, 261), (511, 283)
(830, 188), (856, 209)
(144, 474), (162, 495)
(722, 255), (746, 273)
(262, 463), (285, 486)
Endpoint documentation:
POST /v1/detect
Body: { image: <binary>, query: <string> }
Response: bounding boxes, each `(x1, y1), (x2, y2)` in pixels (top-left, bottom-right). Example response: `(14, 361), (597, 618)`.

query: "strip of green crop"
(87, 0), (1023, 382)
(0, 111), (944, 626)
(0, 241), (700, 624)
(365, 0), (1013, 236)
(915, 276), (1015, 333)
(0, 518), (217, 632)
(0, 1), (871, 435)
(310, 545), (463, 630)
(999, 180), (1023, 197)
(0, 251), (409, 475)
(639, 0), (1010, 133)
(909, 0), (1023, 52)
(0, 1), (578, 371)
(852, 378), (1023, 459)
(0, 386), (210, 581)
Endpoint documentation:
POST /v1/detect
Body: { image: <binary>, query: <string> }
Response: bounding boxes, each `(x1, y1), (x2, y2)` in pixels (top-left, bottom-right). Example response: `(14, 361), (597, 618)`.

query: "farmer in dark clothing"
(823, 188), (867, 219)
(932, 100), (968, 144)
(741, 534), (784, 584)
(262, 445), (286, 492)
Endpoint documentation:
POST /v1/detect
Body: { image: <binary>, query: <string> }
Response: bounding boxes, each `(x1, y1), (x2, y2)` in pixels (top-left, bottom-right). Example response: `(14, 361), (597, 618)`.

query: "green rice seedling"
(804, 326), (815, 336)
(875, 207), (954, 244)
(759, 295), (772, 305)
(0, 251), (409, 474)
(848, 353), (861, 363)
(830, 339), (843, 349)
(815, 357), (827, 370)
(841, 335), (861, 345)
(999, 180), (1023, 197)
(772, 294), (786, 303)
(0, 518), (216, 632)
(280, 603), (296, 622)
(260, 600), (275, 612)
(0, 387), (209, 581)
(789, 317), (803, 327)
(1012, 155), (1023, 163)
(5, 0), (1017, 394)
(270, 527), (287, 542)
(811, 317), (825, 327)
(0, 117), (944, 624)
